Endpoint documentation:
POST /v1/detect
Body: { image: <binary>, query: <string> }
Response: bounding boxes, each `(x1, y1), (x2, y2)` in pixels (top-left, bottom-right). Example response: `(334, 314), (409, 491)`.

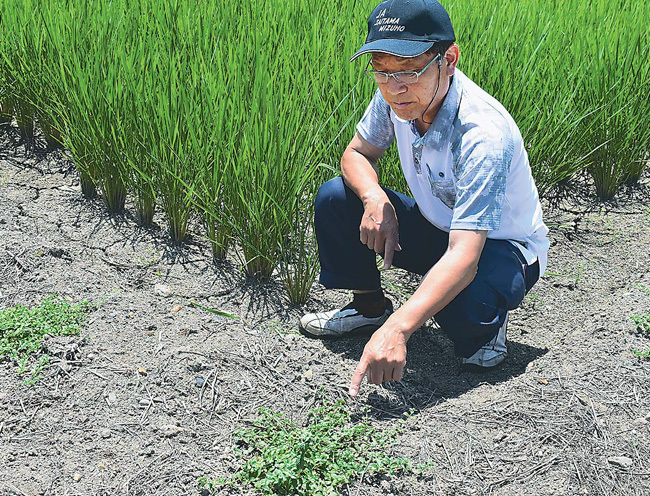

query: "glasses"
(364, 54), (440, 85)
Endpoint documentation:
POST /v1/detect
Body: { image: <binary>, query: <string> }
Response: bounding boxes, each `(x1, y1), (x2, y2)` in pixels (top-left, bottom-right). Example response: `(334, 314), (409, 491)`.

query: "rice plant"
(1, 0), (648, 303)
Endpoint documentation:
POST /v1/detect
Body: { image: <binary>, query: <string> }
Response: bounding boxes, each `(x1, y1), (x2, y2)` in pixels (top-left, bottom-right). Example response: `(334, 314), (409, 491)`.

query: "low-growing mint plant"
(0, 296), (90, 383)
(198, 400), (413, 496)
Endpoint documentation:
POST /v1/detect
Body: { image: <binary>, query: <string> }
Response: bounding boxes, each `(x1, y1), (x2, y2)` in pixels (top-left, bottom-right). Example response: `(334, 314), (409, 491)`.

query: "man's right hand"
(359, 196), (402, 269)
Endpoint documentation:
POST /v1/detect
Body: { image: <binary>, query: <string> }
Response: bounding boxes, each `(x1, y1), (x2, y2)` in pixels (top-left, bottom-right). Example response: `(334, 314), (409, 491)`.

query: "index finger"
(382, 235), (399, 270)
(349, 358), (368, 397)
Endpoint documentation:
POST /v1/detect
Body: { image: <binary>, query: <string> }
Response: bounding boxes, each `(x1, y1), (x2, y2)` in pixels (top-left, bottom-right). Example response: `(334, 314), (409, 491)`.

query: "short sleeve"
(356, 89), (395, 150)
(450, 125), (514, 231)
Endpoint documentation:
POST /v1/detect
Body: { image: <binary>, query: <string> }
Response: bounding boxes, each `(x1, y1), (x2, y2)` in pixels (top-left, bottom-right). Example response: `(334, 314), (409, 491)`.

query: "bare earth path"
(1, 128), (649, 495)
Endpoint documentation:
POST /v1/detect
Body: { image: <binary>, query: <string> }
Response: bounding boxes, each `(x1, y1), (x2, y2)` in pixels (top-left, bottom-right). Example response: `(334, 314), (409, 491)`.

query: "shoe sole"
(459, 359), (506, 373)
(298, 323), (382, 340)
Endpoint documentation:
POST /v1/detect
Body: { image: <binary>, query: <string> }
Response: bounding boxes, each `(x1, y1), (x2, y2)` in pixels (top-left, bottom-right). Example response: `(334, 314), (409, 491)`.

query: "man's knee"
(315, 177), (347, 215)
(435, 280), (505, 358)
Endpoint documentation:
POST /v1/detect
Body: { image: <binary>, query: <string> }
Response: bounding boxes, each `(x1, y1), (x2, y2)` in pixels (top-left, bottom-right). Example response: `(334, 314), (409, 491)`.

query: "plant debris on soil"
(1, 128), (649, 495)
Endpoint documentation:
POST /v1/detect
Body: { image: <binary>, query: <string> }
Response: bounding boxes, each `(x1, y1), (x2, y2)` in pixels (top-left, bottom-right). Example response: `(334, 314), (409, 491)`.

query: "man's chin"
(393, 108), (418, 121)
(390, 107), (417, 121)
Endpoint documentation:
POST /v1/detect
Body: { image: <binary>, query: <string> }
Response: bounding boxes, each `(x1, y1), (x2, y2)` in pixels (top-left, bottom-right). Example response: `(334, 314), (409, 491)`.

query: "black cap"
(350, 0), (456, 61)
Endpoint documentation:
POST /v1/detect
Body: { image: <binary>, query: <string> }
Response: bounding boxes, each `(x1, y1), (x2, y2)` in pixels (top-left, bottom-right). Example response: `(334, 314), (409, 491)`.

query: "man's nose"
(385, 76), (407, 94)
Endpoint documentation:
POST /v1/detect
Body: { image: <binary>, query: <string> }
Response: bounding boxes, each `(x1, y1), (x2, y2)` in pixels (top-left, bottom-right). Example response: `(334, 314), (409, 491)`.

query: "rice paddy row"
(0, 0), (648, 303)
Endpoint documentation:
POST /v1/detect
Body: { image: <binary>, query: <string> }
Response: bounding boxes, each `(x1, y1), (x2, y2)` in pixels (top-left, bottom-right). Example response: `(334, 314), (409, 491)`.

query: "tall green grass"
(1, 0), (648, 302)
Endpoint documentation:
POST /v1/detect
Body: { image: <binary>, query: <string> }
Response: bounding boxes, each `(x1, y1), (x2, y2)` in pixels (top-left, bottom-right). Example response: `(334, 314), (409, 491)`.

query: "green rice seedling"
(277, 181), (321, 305)
(198, 399), (410, 496)
(14, 97), (35, 144)
(105, 15), (158, 226)
(134, 4), (212, 243)
(0, 27), (11, 127)
(0, 296), (90, 383)
(37, 110), (63, 149)
(40, 0), (129, 212)
(193, 89), (233, 261)
(278, 216), (320, 305)
(201, 168), (232, 263)
(0, 95), (12, 125)
(2, 0), (61, 150)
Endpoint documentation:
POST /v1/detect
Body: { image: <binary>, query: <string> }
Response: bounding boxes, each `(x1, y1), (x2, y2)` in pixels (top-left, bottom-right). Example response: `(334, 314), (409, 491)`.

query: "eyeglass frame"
(364, 53), (441, 85)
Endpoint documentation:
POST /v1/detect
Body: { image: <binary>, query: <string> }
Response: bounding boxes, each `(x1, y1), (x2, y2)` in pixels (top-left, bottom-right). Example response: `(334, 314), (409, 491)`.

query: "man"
(300, 0), (549, 397)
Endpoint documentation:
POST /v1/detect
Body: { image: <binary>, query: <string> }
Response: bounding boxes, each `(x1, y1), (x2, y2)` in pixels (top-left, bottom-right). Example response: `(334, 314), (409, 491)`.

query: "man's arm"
(342, 133), (401, 268)
(349, 228), (487, 396)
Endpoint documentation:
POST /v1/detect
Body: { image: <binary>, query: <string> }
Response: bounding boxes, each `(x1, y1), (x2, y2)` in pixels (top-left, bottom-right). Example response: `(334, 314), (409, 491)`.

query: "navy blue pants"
(314, 177), (539, 358)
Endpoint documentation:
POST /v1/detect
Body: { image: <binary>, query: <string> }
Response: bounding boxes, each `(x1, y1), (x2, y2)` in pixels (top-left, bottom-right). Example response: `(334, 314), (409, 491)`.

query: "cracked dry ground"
(1, 131), (649, 496)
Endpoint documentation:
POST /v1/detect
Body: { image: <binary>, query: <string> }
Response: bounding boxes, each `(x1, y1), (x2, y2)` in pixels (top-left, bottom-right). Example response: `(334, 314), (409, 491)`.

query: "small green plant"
(0, 296), (90, 382)
(525, 292), (542, 310)
(198, 400), (411, 496)
(631, 314), (650, 337)
(633, 348), (650, 359)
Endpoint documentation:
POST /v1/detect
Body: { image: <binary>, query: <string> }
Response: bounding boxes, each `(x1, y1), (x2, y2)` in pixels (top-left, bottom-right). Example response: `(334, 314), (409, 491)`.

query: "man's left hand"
(349, 325), (408, 397)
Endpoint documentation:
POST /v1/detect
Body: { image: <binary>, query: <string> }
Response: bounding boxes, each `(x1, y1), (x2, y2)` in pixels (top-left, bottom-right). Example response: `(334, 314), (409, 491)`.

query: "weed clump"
(631, 314), (650, 337)
(0, 296), (90, 383)
(199, 400), (413, 496)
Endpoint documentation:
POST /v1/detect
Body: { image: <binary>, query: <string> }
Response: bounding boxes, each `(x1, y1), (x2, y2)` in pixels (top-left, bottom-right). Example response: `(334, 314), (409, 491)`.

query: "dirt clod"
(155, 284), (172, 297)
(159, 424), (184, 438)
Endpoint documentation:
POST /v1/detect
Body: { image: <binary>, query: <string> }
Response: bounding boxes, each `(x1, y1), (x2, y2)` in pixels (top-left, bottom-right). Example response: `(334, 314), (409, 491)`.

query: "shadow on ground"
(321, 326), (548, 419)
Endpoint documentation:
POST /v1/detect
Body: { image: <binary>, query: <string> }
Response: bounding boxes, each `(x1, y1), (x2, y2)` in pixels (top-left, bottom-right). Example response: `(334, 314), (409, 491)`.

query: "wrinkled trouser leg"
(314, 177), (539, 357)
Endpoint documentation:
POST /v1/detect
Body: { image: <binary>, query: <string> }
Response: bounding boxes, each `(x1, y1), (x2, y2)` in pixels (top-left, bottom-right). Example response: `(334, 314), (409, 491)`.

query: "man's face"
(370, 51), (449, 123)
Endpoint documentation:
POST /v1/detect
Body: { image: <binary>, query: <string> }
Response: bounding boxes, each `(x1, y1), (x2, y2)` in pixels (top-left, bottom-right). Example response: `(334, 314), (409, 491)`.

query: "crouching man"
(300, 0), (549, 397)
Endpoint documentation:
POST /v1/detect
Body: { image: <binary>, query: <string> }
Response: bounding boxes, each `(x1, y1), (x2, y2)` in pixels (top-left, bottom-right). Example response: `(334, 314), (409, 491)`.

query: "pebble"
(302, 369), (314, 380)
(171, 305), (182, 313)
(73, 473), (82, 482)
(87, 353), (96, 360)
(607, 456), (633, 469)
(195, 376), (205, 388)
(107, 392), (117, 404)
(155, 284), (172, 297)
(100, 428), (111, 439)
(138, 367), (147, 376)
(97, 461), (106, 470)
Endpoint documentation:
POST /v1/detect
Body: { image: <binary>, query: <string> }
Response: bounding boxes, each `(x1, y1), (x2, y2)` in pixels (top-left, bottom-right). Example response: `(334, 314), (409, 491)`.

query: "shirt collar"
(413, 69), (463, 151)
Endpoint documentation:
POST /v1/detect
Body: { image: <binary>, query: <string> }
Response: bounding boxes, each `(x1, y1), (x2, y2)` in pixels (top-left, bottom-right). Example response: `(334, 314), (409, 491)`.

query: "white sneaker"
(299, 300), (393, 339)
(461, 312), (508, 369)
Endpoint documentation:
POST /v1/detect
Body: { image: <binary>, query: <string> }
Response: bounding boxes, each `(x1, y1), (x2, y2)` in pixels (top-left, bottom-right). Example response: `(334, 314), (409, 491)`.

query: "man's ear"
(444, 43), (460, 76)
